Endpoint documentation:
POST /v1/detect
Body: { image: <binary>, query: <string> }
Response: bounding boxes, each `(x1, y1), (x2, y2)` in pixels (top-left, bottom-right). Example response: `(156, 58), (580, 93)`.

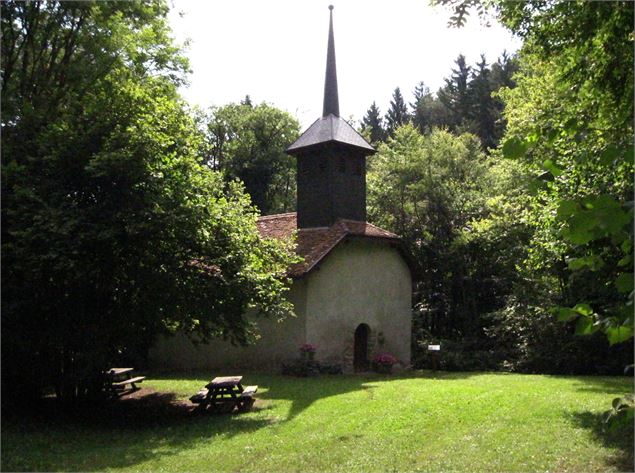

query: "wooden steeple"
(286, 5), (375, 229)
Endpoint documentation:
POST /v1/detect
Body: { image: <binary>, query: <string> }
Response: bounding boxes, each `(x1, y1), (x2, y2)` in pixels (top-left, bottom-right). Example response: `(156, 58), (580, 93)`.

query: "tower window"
(338, 157), (345, 173)
(354, 160), (362, 176)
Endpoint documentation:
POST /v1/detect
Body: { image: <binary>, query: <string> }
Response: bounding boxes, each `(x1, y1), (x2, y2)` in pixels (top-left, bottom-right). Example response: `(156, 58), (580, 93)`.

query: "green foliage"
(1, 1), (296, 401)
(410, 53), (516, 150)
(438, 54), (472, 130)
(384, 87), (410, 137)
(444, 0), (634, 352)
(201, 101), (300, 215)
(410, 81), (454, 135)
(364, 53), (516, 150)
(360, 101), (386, 143)
(487, 296), (632, 374)
(369, 122), (632, 374)
(369, 125), (531, 346)
(606, 394), (635, 431)
(495, 2), (634, 347)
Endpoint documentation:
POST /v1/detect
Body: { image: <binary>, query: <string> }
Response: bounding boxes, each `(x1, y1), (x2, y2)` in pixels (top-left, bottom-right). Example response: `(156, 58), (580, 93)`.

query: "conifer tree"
(438, 54), (471, 129)
(411, 81), (430, 108)
(467, 54), (497, 149)
(490, 51), (518, 143)
(385, 87), (410, 137)
(411, 82), (454, 134)
(361, 102), (386, 143)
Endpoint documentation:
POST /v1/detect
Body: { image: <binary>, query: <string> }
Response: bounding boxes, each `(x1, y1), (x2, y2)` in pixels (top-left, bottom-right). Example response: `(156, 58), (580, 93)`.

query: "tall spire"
(322, 5), (339, 117)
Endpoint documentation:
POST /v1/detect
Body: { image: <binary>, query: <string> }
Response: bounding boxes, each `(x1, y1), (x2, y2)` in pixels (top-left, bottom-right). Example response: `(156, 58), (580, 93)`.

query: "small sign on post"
(427, 344), (441, 371)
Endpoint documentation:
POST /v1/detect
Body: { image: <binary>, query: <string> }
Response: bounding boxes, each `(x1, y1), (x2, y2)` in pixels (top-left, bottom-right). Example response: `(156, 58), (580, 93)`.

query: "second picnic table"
(190, 376), (258, 413)
(106, 367), (146, 397)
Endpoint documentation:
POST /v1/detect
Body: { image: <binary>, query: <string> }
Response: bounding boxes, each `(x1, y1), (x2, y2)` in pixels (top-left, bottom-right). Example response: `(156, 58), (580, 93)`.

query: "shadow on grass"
(1, 389), (275, 472)
(567, 375), (633, 395)
(2, 373), (400, 471)
(569, 410), (634, 472)
(254, 369), (481, 420)
(256, 373), (375, 419)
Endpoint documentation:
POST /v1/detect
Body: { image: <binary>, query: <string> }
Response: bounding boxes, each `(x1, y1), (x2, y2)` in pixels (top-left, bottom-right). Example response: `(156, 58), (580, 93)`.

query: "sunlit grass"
(2, 372), (633, 472)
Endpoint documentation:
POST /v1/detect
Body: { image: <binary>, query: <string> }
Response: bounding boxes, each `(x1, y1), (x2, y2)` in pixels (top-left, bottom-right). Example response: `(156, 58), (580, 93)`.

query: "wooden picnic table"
(105, 367), (145, 397)
(190, 375), (258, 414)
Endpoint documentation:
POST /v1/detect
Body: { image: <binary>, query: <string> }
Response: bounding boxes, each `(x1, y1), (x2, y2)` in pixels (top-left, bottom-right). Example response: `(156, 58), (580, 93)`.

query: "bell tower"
(286, 5), (375, 229)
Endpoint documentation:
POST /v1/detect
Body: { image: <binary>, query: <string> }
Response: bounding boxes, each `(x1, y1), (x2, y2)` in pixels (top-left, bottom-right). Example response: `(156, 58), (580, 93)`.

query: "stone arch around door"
(353, 323), (371, 372)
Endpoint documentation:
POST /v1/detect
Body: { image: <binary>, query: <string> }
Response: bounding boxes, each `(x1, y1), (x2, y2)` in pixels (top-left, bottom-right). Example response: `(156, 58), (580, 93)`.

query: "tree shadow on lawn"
(2, 389), (275, 472)
(565, 375), (633, 395)
(256, 373), (377, 420)
(569, 410), (634, 472)
(3, 373), (400, 471)
(254, 370), (480, 420)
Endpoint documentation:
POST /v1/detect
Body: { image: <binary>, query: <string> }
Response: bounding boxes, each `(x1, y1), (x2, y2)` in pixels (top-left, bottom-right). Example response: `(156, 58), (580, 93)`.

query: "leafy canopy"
(1, 0), (297, 400)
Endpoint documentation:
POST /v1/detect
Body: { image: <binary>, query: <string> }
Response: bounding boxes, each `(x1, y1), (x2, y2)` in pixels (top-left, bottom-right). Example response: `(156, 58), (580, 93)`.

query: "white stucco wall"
(149, 238), (412, 372)
(304, 238), (412, 370)
(148, 279), (307, 371)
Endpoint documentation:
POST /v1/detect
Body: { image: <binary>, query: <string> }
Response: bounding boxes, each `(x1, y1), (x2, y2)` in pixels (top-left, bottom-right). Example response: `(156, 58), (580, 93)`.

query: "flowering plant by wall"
(299, 343), (317, 353)
(373, 352), (397, 366)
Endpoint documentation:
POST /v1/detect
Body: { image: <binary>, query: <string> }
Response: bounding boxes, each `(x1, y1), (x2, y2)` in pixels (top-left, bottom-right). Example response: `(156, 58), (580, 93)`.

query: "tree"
(385, 87), (410, 137)
(411, 87), (454, 135)
(437, 54), (471, 130)
(360, 101), (386, 143)
(203, 102), (300, 215)
(411, 82), (446, 134)
(498, 2), (634, 347)
(489, 50), (518, 143)
(1, 1), (296, 401)
(411, 82), (430, 110)
(367, 125), (517, 342)
(367, 123), (629, 373)
(466, 54), (497, 149)
(435, 0), (633, 346)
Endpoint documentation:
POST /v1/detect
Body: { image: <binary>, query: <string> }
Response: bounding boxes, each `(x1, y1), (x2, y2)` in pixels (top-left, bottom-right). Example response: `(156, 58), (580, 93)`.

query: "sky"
(167, 0), (521, 128)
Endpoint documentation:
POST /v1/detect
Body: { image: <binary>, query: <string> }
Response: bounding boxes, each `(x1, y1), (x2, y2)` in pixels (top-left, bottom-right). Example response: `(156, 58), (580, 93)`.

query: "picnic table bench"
(106, 367), (145, 397)
(189, 376), (257, 414)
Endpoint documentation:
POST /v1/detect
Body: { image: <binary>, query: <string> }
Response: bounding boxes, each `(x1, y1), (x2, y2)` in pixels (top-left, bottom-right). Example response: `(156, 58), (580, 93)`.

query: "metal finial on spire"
(322, 5), (339, 117)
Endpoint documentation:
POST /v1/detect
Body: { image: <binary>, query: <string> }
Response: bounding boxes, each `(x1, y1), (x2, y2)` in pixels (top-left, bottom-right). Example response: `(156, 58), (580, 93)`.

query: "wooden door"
(353, 324), (370, 372)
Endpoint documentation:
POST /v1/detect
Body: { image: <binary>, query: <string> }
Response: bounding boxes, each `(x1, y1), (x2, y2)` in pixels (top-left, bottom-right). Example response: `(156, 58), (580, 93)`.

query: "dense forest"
(357, 8), (634, 374)
(1, 0), (632, 402)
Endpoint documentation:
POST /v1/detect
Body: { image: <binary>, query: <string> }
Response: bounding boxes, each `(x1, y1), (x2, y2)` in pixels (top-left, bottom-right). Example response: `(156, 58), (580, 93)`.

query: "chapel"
(150, 6), (412, 372)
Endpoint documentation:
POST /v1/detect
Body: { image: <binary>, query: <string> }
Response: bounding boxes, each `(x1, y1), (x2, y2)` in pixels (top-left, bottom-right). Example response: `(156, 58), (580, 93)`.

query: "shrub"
(373, 353), (398, 367)
(299, 344), (317, 353)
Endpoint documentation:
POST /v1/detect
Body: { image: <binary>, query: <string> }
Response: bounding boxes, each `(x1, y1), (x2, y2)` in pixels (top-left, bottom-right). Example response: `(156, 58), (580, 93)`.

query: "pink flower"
(373, 353), (397, 366)
(300, 343), (317, 353)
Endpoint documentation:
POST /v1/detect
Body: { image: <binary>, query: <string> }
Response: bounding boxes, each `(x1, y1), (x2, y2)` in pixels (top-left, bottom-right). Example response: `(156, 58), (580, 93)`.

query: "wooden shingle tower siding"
(286, 5), (375, 229)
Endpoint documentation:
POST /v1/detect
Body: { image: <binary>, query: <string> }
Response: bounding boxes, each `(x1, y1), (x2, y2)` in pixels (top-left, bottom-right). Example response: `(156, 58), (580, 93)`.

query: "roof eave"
(286, 139), (376, 156)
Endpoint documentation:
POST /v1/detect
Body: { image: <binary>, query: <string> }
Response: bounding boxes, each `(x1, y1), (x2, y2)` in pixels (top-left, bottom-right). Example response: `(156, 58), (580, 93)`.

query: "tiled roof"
(257, 212), (399, 277)
(286, 114), (375, 155)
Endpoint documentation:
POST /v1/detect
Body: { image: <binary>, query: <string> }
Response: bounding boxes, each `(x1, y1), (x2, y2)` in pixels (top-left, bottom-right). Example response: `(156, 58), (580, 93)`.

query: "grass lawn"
(2, 371), (633, 472)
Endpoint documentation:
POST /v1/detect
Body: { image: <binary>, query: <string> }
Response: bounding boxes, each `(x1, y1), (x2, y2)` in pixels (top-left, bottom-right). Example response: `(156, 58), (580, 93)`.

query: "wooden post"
(428, 345), (441, 372)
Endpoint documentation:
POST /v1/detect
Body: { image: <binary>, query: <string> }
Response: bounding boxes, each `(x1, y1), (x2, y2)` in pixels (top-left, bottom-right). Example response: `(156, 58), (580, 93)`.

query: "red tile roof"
(257, 212), (400, 277)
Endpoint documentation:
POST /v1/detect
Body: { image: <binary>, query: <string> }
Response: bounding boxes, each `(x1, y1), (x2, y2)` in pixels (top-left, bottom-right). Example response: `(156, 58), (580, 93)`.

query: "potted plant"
(372, 352), (397, 374)
(299, 343), (317, 362)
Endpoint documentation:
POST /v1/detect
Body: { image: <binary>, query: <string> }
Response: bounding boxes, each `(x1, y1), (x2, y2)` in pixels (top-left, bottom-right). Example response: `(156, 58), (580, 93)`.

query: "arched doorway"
(354, 324), (370, 372)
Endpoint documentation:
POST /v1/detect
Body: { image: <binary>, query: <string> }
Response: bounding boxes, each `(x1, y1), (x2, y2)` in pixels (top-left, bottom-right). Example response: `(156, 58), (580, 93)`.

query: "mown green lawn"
(2, 372), (633, 472)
